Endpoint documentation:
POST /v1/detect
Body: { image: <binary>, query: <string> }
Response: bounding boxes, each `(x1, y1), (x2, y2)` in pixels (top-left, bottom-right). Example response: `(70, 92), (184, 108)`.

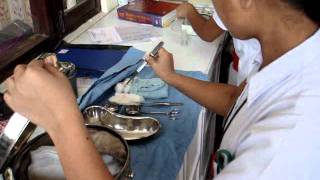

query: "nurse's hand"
(3, 60), (79, 134)
(147, 48), (176, 83)
(176, 3), (193, 18)
(43, 54), (59, 68)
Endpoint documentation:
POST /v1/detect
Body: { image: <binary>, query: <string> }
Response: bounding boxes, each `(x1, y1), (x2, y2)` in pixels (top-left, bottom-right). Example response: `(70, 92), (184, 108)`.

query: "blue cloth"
(78, 58), (207, 179)
(129, 68), (207, 180)
(129, 77), (168, 99)
(78, 47), (145, 110)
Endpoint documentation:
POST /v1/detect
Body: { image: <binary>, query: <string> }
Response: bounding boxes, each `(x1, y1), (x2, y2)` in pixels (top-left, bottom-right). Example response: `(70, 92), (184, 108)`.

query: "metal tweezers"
(125, 41), (164, 85)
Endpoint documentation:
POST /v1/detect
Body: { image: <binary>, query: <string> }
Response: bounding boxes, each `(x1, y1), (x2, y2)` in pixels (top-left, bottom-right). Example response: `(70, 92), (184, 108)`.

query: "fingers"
(146, 48), (170, 66)
(44, 55), (58, 67)
(146, 55), (156, 66)
(3, 76), (15, 100)
(28, 59), (45, 69)
(27, 59), (56, 75)
(157, 48), (167, 55)
(43, 63), (60, 75)
(13, 64), (26, 79)
(30, 56), (62, 76)
(3, 92), (11, 106)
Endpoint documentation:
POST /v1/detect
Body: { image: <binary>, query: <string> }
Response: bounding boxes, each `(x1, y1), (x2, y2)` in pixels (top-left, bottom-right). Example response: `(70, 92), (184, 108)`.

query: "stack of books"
(117, 0), (180, 27)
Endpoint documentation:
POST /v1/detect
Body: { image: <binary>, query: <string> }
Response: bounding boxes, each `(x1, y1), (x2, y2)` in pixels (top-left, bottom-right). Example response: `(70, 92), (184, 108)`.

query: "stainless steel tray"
(83, 106), (161, 140)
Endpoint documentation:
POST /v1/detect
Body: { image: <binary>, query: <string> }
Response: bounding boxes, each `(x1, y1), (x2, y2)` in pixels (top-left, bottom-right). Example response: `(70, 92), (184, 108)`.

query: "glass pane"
(0, 0), (34, 53)
(63, 0), (87, 11)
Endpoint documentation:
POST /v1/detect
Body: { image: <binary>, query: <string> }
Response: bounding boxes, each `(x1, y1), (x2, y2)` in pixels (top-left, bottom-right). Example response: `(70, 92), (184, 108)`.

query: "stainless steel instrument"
(83, 105), (161, 140)
(126, 41), (164, 85)
(125, 105), (180, 120)
(142, 102), (183, 107)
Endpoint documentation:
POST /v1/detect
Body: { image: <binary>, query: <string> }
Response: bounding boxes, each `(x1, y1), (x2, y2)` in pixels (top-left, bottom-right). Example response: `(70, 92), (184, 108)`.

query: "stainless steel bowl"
(83, 106), (109, 125)
(7, 125), (133, 180)
(83, 106), (161, 140)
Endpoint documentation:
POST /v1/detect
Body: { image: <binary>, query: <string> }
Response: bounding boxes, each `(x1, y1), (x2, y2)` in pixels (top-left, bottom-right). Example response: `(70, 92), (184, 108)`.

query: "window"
(0, 0), (101, 82)
(63, 0), (101, 35)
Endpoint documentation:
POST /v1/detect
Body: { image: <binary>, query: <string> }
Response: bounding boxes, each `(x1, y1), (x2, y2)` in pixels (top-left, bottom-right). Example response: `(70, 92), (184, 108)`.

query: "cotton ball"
(109, 93), (144, 105)
(123, 84), (131, 93)
(115, 78), (132, 93)
(115, 83), (125, 93)
(123, 78), (130, 84)
(128, 93), (144, 104)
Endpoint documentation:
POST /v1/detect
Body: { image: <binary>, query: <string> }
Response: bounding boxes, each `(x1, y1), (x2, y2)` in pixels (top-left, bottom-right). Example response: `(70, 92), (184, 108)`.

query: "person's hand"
(43, 54), (59, 68)
(176, 2), (193, 18)
(3, 59), (79, 133)
(147, 48), (176, 83)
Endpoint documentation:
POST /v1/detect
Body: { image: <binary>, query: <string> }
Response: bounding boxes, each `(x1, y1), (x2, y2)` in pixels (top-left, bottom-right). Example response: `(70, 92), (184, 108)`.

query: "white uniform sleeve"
(212, 8), (228, 31)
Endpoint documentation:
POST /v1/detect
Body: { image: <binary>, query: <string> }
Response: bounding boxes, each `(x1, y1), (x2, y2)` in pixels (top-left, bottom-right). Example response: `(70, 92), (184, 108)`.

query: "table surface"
(66, 9), (222, 180)
(69, 10), (220, 73)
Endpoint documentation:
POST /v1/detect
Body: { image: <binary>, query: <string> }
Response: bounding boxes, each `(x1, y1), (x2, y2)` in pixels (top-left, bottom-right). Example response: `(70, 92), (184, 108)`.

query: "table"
(65, 9), (222, 180)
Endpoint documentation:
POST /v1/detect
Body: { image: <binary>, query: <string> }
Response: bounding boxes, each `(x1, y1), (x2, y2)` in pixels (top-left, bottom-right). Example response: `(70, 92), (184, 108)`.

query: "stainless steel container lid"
(57, 61), (76, 78)
(37, 52), (76, 79)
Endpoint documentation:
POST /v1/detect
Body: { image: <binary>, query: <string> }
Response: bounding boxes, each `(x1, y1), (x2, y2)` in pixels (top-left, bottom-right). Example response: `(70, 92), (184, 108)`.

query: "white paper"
(57, 49), (69, 54)
(115, 25), (161, 43)
(88, 27), (122, 44)
(88, 25), (161, 44)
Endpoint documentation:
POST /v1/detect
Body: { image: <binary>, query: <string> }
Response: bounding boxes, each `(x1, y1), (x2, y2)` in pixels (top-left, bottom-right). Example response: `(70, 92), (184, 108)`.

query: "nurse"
(3, 0), (320, 180)
(148, 0), (320, 179)
(176, 2), (262, 85)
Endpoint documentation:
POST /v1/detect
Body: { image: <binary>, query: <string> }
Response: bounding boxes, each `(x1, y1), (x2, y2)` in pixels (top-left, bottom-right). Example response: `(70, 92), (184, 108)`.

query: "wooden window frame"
(63, 0), (101, 35)
(0, 0), (101, 82)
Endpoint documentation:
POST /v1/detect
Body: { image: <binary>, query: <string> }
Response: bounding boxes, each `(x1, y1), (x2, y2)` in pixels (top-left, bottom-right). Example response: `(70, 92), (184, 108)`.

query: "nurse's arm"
(164, 73), (245, 116)
(4, 61), (113, 180)
(148, 48), (244, 117)
(49, 113), (114, 180)
(176, 3), (224, 42)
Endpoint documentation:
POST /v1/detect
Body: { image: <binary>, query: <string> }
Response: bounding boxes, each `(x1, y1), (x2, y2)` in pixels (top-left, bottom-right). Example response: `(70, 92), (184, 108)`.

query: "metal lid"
(37, 53), (76, 78)
(57, 61), (76, 78)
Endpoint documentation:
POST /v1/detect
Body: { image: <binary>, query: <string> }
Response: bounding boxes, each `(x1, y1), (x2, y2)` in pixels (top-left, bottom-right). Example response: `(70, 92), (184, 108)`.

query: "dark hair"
(285, 0), (320, 25)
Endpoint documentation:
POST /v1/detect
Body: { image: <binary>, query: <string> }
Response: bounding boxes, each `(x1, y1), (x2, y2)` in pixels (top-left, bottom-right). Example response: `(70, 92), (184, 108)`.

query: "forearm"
(165, 73), (239, 116)
(49, 110), (113, 180)
(186, 5), (224, 42)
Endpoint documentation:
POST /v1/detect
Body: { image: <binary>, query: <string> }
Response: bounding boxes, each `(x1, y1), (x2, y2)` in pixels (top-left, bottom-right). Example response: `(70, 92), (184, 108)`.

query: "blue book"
(56, 44), (131, 78)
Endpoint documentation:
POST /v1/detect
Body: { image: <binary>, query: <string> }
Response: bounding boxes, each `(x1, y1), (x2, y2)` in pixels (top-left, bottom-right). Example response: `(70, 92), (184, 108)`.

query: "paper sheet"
(88, 27), (122, 44)
(88, 25), (161, 44)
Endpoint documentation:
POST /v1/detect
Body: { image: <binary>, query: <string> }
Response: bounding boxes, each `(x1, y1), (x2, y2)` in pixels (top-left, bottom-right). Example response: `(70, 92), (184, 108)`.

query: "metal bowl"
(83, 106), (161, 140)
(83, 106), (109, 125)
(8, 125), (133, 180)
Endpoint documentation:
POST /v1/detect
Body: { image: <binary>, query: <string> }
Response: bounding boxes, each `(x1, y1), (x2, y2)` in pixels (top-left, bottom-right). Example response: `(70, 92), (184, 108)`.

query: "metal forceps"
(125, 41), (164, 85)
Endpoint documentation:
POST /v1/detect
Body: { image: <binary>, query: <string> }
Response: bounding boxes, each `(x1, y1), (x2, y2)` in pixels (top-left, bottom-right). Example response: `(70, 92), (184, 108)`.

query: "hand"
(43, 54), (59, 68)
(3, 59), (80, 133)
(176, 3), (193, 18)
(147, 48), (176, 83)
